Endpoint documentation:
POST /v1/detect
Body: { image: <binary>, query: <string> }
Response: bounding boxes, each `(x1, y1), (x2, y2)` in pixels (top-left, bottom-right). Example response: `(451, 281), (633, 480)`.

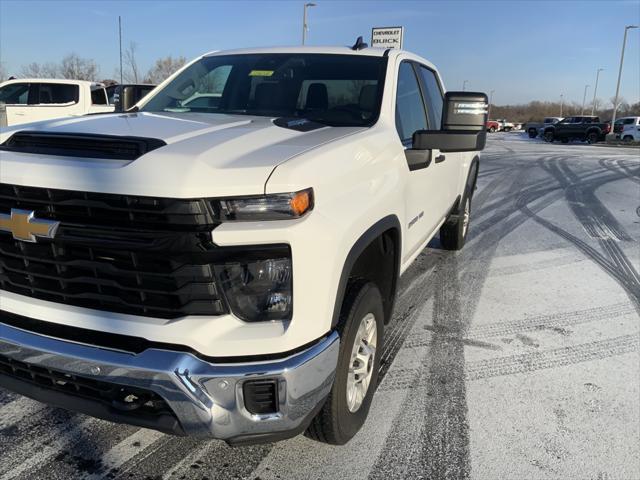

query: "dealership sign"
(371, 27), (403, 49)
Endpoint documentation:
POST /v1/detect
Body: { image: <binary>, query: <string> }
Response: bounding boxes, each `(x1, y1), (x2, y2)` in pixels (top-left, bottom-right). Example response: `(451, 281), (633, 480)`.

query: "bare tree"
(144, 56), (186, 84)
(123, 42), (140, 83)
(60, 53), (99, 81)
(20, 62), (59, 78)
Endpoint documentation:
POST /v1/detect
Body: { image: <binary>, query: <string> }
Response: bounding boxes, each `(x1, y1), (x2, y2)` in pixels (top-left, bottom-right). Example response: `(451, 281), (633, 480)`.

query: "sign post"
(371, 27), (404, 49)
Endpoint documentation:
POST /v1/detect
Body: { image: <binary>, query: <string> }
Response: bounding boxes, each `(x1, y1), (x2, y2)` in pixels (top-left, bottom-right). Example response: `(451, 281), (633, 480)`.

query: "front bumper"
(0, 321), (339, 444)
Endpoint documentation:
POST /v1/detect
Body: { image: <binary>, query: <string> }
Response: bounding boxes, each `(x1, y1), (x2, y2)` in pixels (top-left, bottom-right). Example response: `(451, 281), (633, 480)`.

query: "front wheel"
(489, 127), (496, 133)
(544, 131), (554, 142)
(528, 129), (537, 138)
(306, 281), (384, 445)
(623, 135), (634, 143)
(587, 131), (599, 144)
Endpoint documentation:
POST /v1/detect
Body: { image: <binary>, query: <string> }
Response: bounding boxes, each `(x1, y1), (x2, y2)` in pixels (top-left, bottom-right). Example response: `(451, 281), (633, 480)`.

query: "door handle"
(435, 154), (446, 163)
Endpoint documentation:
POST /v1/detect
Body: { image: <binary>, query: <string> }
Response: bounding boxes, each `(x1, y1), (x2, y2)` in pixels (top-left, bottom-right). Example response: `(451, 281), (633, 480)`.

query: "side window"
(35, 83), (79, 104)
(0, 83), (30, 105)
(395, 62), (428, 144)
(91, 88), (108, 105)
(417, 66), (444, 129)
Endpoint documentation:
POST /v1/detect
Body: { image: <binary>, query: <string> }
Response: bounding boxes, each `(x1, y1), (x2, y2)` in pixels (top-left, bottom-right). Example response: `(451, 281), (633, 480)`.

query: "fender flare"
(331, 215), (402, 327)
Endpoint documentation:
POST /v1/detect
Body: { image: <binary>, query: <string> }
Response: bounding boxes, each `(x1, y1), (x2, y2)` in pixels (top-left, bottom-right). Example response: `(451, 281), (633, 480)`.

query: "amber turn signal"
(290, 189), (312, 216)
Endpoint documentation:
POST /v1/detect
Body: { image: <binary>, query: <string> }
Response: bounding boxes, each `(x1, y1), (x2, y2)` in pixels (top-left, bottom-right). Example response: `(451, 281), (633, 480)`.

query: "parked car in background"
(543, 116), (610, 144)
(106, 83), (156, 112)
(0, 78), (113, 126)
(512, 122), (523, 131)
(486, 120), (500, 132)
(495, 119), (514, 132)
(613, 116), (640, 142)
(526, 117), (563, 138)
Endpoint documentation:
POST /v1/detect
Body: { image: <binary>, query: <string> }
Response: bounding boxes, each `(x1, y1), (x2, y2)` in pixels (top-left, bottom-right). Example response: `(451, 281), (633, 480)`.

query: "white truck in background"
(0, 78), (113, 126)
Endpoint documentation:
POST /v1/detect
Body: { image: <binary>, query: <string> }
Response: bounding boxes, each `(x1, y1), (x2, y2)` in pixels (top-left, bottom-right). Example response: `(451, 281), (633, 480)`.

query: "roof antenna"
(351, 36), (368, 51)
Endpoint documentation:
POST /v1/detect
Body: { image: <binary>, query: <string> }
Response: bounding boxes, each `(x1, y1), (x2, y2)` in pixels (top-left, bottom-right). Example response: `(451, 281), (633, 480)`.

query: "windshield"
(141, 54), (388, 127)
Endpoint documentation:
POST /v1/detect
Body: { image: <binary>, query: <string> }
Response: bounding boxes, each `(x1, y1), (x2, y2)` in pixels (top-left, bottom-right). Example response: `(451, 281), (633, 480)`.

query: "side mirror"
(413, 91), (488, 152)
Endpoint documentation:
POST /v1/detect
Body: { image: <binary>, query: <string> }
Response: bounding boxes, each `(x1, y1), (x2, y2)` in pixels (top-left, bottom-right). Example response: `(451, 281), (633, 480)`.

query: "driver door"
(395, 61), (451, 261)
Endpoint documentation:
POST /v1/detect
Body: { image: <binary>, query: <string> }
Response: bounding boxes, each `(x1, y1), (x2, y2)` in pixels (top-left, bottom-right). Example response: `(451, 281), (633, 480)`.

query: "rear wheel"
(544, 131), (554, 142)
(440, 193), (471, 251)
(623, 135), (633, 143)
(489, 126), (496, 133)
(306, 281), (384, 445)
(587, 131), (599, 144)
(528, 129), (537, 138)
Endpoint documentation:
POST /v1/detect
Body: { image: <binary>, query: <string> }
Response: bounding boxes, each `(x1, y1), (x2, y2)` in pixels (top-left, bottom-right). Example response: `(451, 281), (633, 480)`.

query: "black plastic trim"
(0, 362), (184, 436)
(331, 215), (401, 328)
(0, 131), (166, 160)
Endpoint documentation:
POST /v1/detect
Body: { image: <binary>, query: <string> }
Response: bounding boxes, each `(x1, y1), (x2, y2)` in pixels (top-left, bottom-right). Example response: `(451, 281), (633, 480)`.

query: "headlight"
(214, 252), (292, 322)
(212, 188), (313, 221)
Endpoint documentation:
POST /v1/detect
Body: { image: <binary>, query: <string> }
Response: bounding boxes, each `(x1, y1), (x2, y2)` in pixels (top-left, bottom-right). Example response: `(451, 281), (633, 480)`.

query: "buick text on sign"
(371, 27), (403, 49)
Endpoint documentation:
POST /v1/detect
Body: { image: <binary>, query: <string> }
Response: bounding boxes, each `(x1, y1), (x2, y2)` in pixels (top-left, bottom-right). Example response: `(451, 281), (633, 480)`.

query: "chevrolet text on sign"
(371, 27), (403, 49)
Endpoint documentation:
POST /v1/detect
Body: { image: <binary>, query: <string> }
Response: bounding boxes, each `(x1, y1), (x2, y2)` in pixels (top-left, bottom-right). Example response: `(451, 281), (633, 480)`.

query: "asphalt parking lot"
(1, 133), (638, 480)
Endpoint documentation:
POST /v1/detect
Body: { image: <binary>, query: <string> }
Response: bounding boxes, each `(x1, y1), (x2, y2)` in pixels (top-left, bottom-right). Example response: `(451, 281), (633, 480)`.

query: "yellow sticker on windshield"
(249, 70), (274, 77)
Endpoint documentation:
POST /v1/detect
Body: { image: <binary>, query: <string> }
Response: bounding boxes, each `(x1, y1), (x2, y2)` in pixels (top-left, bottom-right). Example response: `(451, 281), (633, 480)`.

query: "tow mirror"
(412, 91), (488, 153)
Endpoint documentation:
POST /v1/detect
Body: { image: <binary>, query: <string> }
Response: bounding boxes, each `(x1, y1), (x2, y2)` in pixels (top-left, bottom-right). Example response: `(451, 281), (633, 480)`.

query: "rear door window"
(34, 83), (79, 104)
(91, 87), (108, 105)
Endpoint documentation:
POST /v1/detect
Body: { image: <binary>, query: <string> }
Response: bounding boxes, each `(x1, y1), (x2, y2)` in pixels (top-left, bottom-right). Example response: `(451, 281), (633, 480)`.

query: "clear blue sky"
(1, 0), (639, 106)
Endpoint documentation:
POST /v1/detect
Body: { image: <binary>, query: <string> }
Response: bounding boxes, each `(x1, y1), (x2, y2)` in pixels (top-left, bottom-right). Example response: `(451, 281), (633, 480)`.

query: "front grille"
(0, 353), (176, 421)
(0, 183), (227, 318)
(0, 131), (166, 160)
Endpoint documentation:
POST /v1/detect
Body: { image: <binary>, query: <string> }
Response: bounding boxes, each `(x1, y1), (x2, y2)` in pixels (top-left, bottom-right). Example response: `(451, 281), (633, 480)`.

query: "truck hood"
(0, 112), (364, 197)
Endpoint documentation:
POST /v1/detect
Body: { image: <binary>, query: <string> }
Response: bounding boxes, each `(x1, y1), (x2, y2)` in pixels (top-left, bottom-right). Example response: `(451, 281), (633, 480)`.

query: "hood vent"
(0, 131), (166, 160)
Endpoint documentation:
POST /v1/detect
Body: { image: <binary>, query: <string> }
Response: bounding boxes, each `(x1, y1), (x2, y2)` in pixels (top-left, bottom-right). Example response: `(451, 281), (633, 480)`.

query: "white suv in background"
(0, 78), (114, 126)
(616, 116), (640, 142)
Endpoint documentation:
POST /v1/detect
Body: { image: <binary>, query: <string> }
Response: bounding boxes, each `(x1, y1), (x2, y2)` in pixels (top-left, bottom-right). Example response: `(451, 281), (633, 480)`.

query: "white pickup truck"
(0, 41), (486, 445)
(0, 78), (113, 126)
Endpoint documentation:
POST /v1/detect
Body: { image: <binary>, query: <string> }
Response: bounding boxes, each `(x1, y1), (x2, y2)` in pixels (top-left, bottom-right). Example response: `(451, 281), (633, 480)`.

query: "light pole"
(591, 68), (603, 115)
(560, 94), (564, 117)
(302, 3), (316, 45)
(611, 25), (638, 131)
(488, 89), (495, 118)
(580, 84), (590, 116)
(118, 16), (123, 85)
(462, 80), (468, 91)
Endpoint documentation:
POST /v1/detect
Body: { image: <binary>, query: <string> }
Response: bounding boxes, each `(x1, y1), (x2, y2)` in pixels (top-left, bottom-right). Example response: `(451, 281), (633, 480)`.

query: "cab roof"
(202, 45), (419, 58)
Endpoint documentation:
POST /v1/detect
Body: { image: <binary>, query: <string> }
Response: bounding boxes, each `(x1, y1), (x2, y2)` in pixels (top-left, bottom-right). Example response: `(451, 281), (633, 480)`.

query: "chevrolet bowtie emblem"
(0, 209), (60, 243)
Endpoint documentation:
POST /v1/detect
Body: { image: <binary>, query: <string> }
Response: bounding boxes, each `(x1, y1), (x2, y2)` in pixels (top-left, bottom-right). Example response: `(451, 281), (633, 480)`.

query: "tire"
(440, 189), (472, 251)
(587, 131), (599, 144)
(306, 281), (384, 445)
(623, 135), (633, 143)
(544, 131), (554, 142)
(504, 127), (512, 132)
(528, 129), (537, 138)
(561, 137), (569, 144)
(489, 127), (496, 133)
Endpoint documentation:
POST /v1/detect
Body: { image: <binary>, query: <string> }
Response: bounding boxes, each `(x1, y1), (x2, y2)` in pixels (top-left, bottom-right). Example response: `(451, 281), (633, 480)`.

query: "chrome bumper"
(0, 322), (339, 443)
